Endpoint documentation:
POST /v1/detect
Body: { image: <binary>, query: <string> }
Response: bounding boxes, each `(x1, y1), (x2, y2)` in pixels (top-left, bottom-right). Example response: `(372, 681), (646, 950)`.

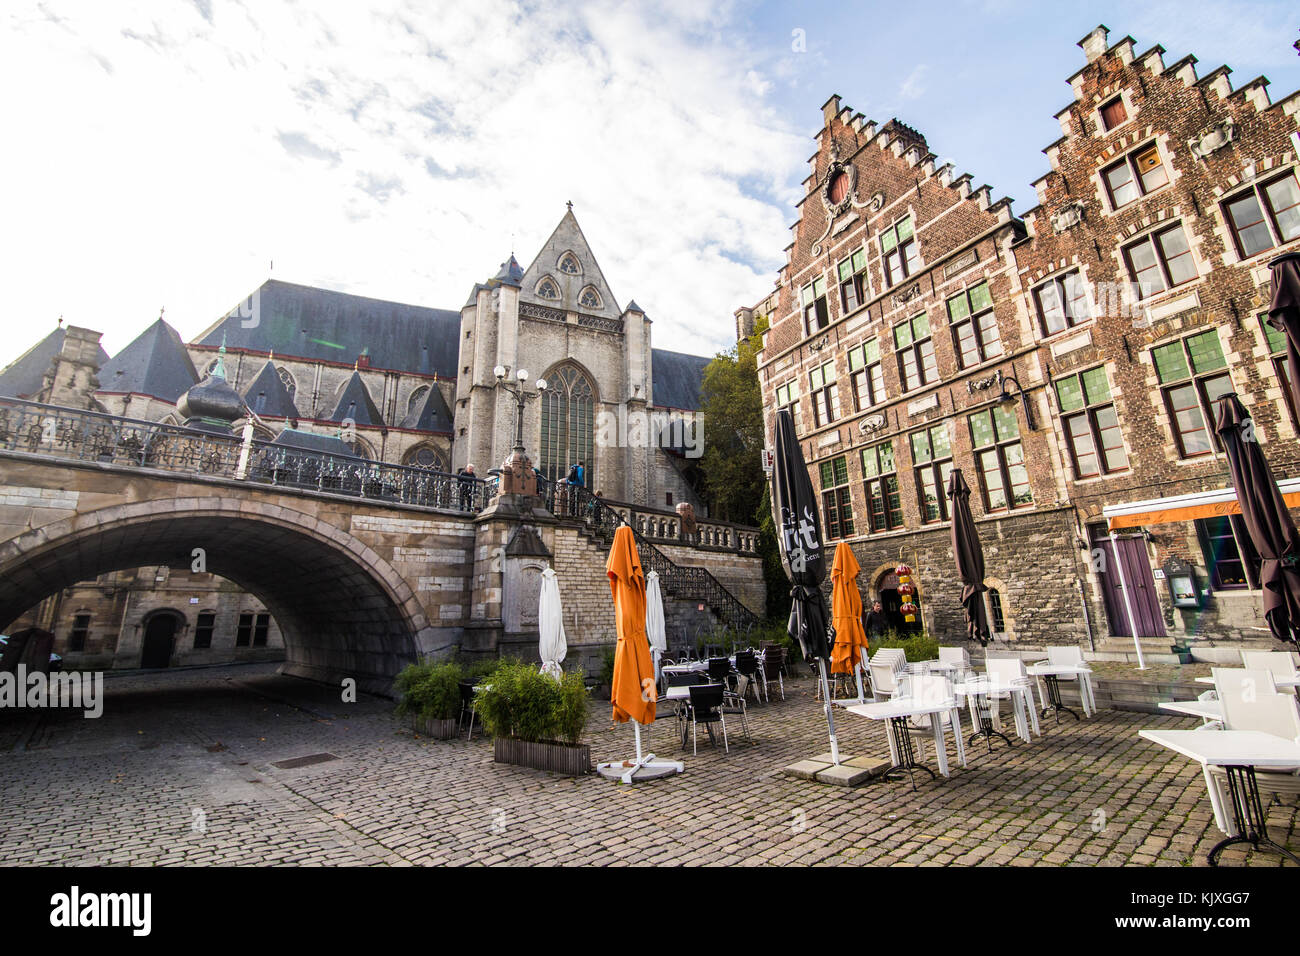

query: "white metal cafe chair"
(984, 657), (1041, 741)
(1203, 685), (1300, 837)
(1241, 650), (1300, 692)
(1041, 645), (1097, 717)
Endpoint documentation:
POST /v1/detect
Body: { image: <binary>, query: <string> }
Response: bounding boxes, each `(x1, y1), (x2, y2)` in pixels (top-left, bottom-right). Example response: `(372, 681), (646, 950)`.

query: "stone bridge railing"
(0, 397), (497, 513)
(536, 480), (759, 556)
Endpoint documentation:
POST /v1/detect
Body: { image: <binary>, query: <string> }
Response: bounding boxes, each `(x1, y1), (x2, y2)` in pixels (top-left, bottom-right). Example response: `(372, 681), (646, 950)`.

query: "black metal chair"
(733, 649), (764, 704)
(760, 646), (786, 701)
(707, 656), (731, 688)
(686, 683), (729, 754)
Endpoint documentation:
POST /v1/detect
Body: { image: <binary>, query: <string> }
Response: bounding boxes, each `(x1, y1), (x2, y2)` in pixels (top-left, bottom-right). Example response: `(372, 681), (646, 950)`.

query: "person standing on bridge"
(457, 463), (476, 511)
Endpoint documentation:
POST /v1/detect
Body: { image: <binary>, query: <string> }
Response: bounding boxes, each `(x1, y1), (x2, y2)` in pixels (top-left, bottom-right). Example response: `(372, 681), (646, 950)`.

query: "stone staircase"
(569, 487), (760, 634)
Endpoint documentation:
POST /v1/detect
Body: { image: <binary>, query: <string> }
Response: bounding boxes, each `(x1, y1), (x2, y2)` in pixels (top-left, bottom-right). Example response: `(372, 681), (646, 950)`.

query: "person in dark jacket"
(457, 463), (476, 510)
(863, 600), (888, 642)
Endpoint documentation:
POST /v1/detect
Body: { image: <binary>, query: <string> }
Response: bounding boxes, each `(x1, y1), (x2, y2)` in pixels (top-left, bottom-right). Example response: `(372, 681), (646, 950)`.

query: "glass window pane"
(978, 312), (1003, 357)
(847, 347), (862, 372)
(1153, 341), (1190, 383)
(993, 405), (1019, 441)
(970, 282), (993, 312)
(929, 424), (950, 459)
(894, 322), (913, 349)
(948, 294), (971, 322)
(954, 321), (980, 367)
(864, 339), (879, 364)
(1263, 315), (1287, 354)
(1265, 175), (1300, 242)
(1158, 227), (1197, 285)
(919, 340), (938, 381)
(881, 229), (897, 253)
(969, 411), (993, 448)
(897, 217), (913, 241)
(1136, 147), (1168, 192)
(809, 367), (822, 389)
(980, 449), (1007, 510)
(900, 349), (920, 390)
(820, 461), (834, 486)
(1128, 238), (1164, 295)
(912, 313), (930, 339)
(1056, 375), (1085, 412)
(862, 447), (879, 478)
(885, 475), (902, 527)
(1169, 384), (1210, 456)
(911, 431), (931, 464)
(879, 441), (894, 473)
(1105, 161), (1137, 206)
(838, 258), (852, 282)
(1095, 405), (1129, 472)
(1228, 193), (1273, 257)
(1187, 331), (1225, 374)
(833, 456), (848, 485)
(1066, 414), (1099, 478)
(801, 285), (813, 306)
(1081, 366), (1111, 404)
(1037, 282), (1066, 334)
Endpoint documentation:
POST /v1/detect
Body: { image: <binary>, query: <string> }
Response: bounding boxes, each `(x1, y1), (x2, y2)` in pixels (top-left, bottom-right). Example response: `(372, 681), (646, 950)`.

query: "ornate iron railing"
(567, 485), (759, 633)
(0, 397), (496, 513)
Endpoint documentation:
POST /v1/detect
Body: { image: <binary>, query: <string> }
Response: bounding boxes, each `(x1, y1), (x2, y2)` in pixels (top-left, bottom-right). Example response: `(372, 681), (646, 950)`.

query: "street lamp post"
(493, 364), (548, 497)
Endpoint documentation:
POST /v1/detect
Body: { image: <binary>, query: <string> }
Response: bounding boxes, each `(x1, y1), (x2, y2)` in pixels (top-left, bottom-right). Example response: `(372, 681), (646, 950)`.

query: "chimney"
(821, 94), (842, 127)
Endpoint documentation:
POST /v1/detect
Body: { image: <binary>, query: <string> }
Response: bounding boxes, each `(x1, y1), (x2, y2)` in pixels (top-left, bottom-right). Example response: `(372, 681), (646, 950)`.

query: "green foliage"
(598, 645), (616, 686)
(393, 659), (462, 721)
(459, 657), (501, 683)
(872, 629), (940, 663)
(700, 316), (768, 524)
(474, 660), (590, 745)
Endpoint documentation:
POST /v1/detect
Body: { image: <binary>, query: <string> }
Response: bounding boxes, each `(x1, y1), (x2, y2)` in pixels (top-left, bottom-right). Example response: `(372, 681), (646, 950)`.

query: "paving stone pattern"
(0, 663), (1294, 866)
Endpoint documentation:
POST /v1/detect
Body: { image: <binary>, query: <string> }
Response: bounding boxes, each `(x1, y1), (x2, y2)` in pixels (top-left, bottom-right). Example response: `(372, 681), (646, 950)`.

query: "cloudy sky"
(1, 0), (1296, 366)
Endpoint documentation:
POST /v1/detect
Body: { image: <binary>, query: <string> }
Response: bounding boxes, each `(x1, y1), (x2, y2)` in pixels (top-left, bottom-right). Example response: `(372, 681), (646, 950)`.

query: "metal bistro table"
(952, 674), (1039, 752)
(1026, 663), (1095, 723)
(846, 695), (967, 790)
(1140, 729), (1300, 866)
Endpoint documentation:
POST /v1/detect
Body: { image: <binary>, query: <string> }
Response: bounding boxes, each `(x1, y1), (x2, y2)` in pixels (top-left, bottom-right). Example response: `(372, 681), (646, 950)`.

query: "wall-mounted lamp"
(997, 374), (1037, 430)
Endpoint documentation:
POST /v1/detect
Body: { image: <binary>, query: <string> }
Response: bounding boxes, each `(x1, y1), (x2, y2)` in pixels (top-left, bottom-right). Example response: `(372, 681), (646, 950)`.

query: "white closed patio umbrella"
(645, 570), (667, 685)
(539, 567), (567, 680)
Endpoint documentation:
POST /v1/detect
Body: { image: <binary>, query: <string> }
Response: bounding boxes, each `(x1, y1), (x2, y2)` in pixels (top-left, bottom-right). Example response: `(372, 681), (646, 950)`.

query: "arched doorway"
(874, 567), (923, 636)
(539, 363), (595, 486)
(141, 611), (183, 669)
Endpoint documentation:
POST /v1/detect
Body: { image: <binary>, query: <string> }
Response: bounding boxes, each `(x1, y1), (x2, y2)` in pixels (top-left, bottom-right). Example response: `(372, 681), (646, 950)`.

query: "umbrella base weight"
(596, 755), (683, 784)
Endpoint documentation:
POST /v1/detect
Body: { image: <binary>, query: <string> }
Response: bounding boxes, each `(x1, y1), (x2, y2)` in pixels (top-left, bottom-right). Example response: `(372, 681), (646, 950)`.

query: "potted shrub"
(475, 660), (591, 775)
(393, 659), (462, 739)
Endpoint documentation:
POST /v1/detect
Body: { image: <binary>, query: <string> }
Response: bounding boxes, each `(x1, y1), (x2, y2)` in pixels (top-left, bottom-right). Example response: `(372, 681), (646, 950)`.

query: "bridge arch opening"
(0, 500), (430, 694)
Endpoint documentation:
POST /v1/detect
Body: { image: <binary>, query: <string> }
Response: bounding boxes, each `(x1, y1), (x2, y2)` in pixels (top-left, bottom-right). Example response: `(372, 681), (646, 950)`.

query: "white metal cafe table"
(1157, 699), (1224, 723)
(1139, 729), (1300, 866)
(845, 694), (967, 789)
(1025, 663), (1096, 721)
(952, 675), (1040, 751)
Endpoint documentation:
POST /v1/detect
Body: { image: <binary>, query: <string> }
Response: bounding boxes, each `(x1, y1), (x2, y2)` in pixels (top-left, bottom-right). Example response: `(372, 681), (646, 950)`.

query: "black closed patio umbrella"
(769, 408), (840, 763)
(1215, 393), (1300, 645)
(947, 469), (991, 646)
(1268, 251), (1300, 425)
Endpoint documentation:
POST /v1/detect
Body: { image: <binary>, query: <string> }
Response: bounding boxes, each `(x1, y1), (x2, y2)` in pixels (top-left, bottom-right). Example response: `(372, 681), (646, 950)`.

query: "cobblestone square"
(0, 663), (1295, 867)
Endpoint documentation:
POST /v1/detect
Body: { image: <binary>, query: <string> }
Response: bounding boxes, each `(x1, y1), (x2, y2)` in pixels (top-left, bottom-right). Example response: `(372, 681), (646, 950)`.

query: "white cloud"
(0, 0), (807, 363)
(898, 64), (928, 101)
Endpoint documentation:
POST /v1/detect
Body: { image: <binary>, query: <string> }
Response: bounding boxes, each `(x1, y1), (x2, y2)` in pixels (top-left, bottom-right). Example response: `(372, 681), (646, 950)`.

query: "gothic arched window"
(539, 363), (595, 487)
(277, 367), (297, 400)
(407, 385), (430, 415)
(558, 252), (581, 275)
(536, 277), (560, 299)
(579, 285), (602, 310)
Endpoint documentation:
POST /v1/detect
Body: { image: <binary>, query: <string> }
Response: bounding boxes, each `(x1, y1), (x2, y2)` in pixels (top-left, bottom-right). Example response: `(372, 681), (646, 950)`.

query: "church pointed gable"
(329, 370), (384, 427)
(241, 360), (301, 420)
(96, 319), (199, 403)
(518, 208), (622, 320)
(398, 383), (452, 433)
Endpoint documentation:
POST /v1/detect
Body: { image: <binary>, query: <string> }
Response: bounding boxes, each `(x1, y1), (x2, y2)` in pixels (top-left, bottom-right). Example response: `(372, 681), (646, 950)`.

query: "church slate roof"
(492, 254), (523, 286)
(97, 319), (199, 402)
(398, 383), (453, 433)
(270, 427), (361, 460)
(517, 208), (623, 320)
(192, 279), (460, 377)
(651, 348), (712, 411)
(0, 327), (111, 400)
(328, 370), (384, 426)
(241, 359), (301, 420)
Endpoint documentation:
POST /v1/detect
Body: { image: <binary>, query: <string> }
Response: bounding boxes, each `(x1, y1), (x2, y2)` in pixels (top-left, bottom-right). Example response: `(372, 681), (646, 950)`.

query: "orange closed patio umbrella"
(596, 526), (682, 783)
(829, 542), (870, 702)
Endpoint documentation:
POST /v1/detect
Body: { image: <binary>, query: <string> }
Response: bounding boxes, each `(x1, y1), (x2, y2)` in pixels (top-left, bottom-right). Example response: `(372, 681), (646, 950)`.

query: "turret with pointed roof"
(241, 359), (301, 420)
(97, 318), (199, 403)
(329, 368), (384, 427)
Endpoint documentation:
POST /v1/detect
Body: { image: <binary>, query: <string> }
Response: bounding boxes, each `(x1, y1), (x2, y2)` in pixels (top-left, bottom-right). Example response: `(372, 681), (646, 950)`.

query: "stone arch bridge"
(0, 398), (764, 692)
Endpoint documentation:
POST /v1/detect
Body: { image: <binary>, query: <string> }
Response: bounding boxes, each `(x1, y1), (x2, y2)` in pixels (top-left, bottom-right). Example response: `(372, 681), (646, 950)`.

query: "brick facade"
(754, 25), (1300, 652)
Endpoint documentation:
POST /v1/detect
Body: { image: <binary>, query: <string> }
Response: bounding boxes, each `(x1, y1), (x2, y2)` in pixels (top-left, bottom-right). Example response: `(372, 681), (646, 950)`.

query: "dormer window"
(1099, 96), (1127, 131)
(536, 277), (560, 299)
(558, 252), (582, 275)
(579, 286), (602, 309)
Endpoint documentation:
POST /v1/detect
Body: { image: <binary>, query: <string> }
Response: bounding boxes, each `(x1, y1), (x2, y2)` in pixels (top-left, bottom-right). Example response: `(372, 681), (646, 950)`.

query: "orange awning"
(1104, 480), (1300, 531)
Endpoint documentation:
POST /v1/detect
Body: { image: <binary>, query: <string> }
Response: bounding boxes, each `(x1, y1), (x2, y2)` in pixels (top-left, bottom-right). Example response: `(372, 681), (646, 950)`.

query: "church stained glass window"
(536, 277), (560, 299)
(579, 286), (601, 309)
(539, 363), (594, 486)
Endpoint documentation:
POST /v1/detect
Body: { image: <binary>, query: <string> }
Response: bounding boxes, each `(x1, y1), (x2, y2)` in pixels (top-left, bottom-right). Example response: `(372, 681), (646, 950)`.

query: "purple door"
(1092, 530), (1166, 638)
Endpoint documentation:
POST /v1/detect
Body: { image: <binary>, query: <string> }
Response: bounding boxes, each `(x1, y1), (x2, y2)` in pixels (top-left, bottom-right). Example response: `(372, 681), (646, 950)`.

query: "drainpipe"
(1109, 530), (1147, 670)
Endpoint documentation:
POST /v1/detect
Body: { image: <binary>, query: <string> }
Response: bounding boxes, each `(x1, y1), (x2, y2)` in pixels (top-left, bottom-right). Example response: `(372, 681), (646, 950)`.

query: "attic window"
(558, 253), (581, 274)
(536, 277), (560, 299)
(579, 286), (602, 309)
(1100, 96), (1127, 131)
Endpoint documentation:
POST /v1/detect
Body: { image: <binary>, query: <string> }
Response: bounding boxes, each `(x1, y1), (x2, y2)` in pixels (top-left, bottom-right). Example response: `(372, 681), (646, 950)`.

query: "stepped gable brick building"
(753, 24), (1300, 651)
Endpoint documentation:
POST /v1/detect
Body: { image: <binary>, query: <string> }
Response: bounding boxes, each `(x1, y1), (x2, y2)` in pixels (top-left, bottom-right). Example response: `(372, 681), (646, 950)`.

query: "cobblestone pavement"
(0, 663), (1295, 866)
